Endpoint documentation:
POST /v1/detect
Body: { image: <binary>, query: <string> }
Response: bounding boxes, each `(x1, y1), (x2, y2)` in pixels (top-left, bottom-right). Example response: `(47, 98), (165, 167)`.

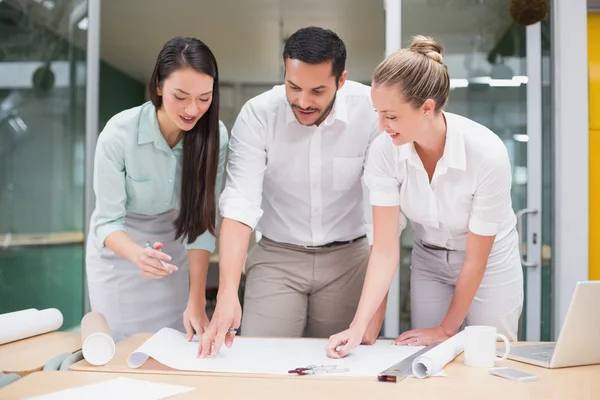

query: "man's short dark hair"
(283, 26), (347, 81)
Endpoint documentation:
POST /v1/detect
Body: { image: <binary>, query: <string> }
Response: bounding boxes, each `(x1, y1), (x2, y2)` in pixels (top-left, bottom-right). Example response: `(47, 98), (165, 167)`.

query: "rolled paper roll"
(0, 308), (39, 325)
(412, 331), (466, 379)
(0, 308), (63, 345)
(80, 312), (115, 366)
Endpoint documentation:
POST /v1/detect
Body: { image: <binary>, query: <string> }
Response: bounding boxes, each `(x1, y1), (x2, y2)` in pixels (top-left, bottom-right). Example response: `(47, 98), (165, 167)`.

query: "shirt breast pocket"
(125, 175), (154, 214)
(332, 157), (364, 191)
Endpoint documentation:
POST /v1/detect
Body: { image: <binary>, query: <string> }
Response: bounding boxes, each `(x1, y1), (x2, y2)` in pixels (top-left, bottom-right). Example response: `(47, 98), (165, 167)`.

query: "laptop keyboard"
(530, 349), (554, 359)
(516, 344), (556, 360)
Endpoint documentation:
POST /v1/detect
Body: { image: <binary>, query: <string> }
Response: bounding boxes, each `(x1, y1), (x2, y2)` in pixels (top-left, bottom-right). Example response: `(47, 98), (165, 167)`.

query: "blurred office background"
(0, 0), (594, 343)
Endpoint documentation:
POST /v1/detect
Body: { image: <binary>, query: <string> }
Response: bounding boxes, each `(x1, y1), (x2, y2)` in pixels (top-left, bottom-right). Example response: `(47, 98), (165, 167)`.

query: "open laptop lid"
(551, 281), (600, 368)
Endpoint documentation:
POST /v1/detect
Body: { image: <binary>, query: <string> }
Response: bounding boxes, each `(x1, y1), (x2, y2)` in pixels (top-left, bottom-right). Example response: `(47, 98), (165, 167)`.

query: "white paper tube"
(0, 308), (39, 326)
(412, 331), (466, 378)
(81, 312), (115, 366)
(0, 308), (63, 345)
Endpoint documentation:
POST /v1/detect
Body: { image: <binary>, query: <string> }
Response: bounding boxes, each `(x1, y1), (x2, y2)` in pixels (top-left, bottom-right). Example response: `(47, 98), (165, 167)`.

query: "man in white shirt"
(198, 26), (392, 357)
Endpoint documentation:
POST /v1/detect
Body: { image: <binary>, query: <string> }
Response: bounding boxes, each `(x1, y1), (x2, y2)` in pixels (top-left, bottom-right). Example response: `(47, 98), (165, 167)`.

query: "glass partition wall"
(0, 0), (88, 330)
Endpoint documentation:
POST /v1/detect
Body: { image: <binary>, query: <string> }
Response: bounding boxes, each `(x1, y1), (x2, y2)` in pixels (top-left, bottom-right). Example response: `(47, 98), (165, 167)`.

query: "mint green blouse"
(90, 101), (228, 252)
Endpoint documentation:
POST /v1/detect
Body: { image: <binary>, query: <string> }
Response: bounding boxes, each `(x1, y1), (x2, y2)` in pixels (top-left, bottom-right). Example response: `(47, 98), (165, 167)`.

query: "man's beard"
(289, 93), (337, 126)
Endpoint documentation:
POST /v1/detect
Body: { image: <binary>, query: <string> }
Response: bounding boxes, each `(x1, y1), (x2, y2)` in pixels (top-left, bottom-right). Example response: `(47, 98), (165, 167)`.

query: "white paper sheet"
(128, 327), (445, 377)
(412, 331), (466, 378)
(0, 308), (63, 345)
(25, 377), (195, 400)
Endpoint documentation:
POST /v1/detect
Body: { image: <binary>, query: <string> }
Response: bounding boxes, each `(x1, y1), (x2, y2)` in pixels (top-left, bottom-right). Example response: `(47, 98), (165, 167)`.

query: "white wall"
(99, 0), (514, 85)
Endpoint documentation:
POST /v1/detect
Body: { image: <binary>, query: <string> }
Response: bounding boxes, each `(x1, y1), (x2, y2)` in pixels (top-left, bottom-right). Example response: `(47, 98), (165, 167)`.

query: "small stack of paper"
(26, 377), (195, 400)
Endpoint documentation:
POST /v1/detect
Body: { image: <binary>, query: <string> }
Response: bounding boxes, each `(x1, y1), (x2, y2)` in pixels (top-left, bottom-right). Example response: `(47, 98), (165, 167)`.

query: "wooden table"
(2, 363), (598, 400)
(0, 371), (399, 400)
(0, 332), (81, 376)
(65, 333), (600, 399)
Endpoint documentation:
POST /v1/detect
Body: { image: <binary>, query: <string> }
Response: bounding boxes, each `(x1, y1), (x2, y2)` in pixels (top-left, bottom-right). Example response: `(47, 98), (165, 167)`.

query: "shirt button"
(169, 179), (173, 183)
(171, 155), (175, 159)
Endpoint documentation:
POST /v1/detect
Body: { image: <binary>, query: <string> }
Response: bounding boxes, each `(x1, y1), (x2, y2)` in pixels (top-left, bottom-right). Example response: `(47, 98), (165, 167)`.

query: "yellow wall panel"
(591, 129), (600, 280)
(590, 13), (600, 280)
(590, 14), (600, 130)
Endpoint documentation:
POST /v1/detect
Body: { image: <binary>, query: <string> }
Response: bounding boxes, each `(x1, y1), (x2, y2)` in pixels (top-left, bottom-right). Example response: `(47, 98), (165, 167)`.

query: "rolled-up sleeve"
(91, 124), (127, 248)
(186, 121), (229, 252)
(365, 134), (402, 207)
(218, 102), (267, 230)
(468, 146), (513, 236)
(363, 134), (407, 242)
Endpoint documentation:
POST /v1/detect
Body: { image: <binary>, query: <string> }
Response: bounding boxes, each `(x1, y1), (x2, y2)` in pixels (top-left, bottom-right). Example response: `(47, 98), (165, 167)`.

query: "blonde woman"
(326, 36), (523, 358)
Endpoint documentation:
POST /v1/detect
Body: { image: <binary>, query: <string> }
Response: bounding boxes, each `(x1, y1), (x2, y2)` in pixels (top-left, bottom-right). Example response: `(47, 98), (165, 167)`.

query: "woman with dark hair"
(85, 36), (228, 341)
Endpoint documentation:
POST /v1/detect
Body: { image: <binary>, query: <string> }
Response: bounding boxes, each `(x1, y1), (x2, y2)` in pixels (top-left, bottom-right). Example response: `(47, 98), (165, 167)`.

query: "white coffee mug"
(464, 325), (510, 368)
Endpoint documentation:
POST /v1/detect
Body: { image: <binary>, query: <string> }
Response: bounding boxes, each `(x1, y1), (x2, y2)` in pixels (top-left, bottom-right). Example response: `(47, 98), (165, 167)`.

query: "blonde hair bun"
(409, 35), (444, 65)
(372, 35), (449, 111)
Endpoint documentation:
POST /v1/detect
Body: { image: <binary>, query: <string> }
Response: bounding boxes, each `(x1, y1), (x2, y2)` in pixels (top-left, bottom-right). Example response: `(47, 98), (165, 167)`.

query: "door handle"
(515, 208), (539, 268)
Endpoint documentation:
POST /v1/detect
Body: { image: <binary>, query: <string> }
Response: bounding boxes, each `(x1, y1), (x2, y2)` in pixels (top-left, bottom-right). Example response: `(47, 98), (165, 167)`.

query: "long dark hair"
(148, 37), (220, 244)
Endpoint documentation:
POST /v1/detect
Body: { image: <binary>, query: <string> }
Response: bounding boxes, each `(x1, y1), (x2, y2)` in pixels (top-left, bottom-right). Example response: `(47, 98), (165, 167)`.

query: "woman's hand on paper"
(325, 326), (365, 358)
(183, 299), (210, 341)
(393, 326), (452, 346)
(133, 242), (178, 279)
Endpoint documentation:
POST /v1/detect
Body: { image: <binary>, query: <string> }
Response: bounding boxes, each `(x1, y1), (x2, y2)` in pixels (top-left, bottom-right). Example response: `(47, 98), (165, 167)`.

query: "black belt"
(303, 235), (367, 249)
(421, 241), (455, 251)
(261, 235), (367, 249)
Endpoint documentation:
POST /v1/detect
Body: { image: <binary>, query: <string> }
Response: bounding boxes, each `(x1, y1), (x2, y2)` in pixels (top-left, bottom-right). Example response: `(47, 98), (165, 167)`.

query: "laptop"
(499, 280), (600, 369)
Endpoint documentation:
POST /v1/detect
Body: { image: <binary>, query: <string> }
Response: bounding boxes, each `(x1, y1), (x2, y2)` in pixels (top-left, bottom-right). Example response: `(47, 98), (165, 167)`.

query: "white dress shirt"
(365, 111), (516, 251)
(219, 80), (398, 247)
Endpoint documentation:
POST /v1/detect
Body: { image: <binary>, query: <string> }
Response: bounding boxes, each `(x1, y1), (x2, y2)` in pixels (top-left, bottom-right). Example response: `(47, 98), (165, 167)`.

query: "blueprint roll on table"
(411, 331), (466, 378)
(0, 308), (63, 345)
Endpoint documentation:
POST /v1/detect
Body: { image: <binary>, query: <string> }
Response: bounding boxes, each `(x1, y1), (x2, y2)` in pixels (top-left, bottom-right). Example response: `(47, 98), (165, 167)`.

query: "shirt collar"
(138, 101), (183, 152)
(439, 112), (466, 171)
(326, 95), (348, 126)
(397, 111), (466, 171)
(284, 89), (349, 128)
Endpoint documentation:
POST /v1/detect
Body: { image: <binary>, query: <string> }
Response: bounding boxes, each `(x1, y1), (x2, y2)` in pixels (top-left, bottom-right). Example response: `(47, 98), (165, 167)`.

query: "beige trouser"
(410, 228), (524, 341)
(241, 236), (370, 338)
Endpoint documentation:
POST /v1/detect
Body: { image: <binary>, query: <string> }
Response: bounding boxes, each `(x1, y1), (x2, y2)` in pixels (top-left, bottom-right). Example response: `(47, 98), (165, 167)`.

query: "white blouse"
(365, 111), (516, 251)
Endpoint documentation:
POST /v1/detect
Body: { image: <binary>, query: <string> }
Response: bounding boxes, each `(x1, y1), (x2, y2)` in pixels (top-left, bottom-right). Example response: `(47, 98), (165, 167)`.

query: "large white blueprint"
(127, 328), (448, 377)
